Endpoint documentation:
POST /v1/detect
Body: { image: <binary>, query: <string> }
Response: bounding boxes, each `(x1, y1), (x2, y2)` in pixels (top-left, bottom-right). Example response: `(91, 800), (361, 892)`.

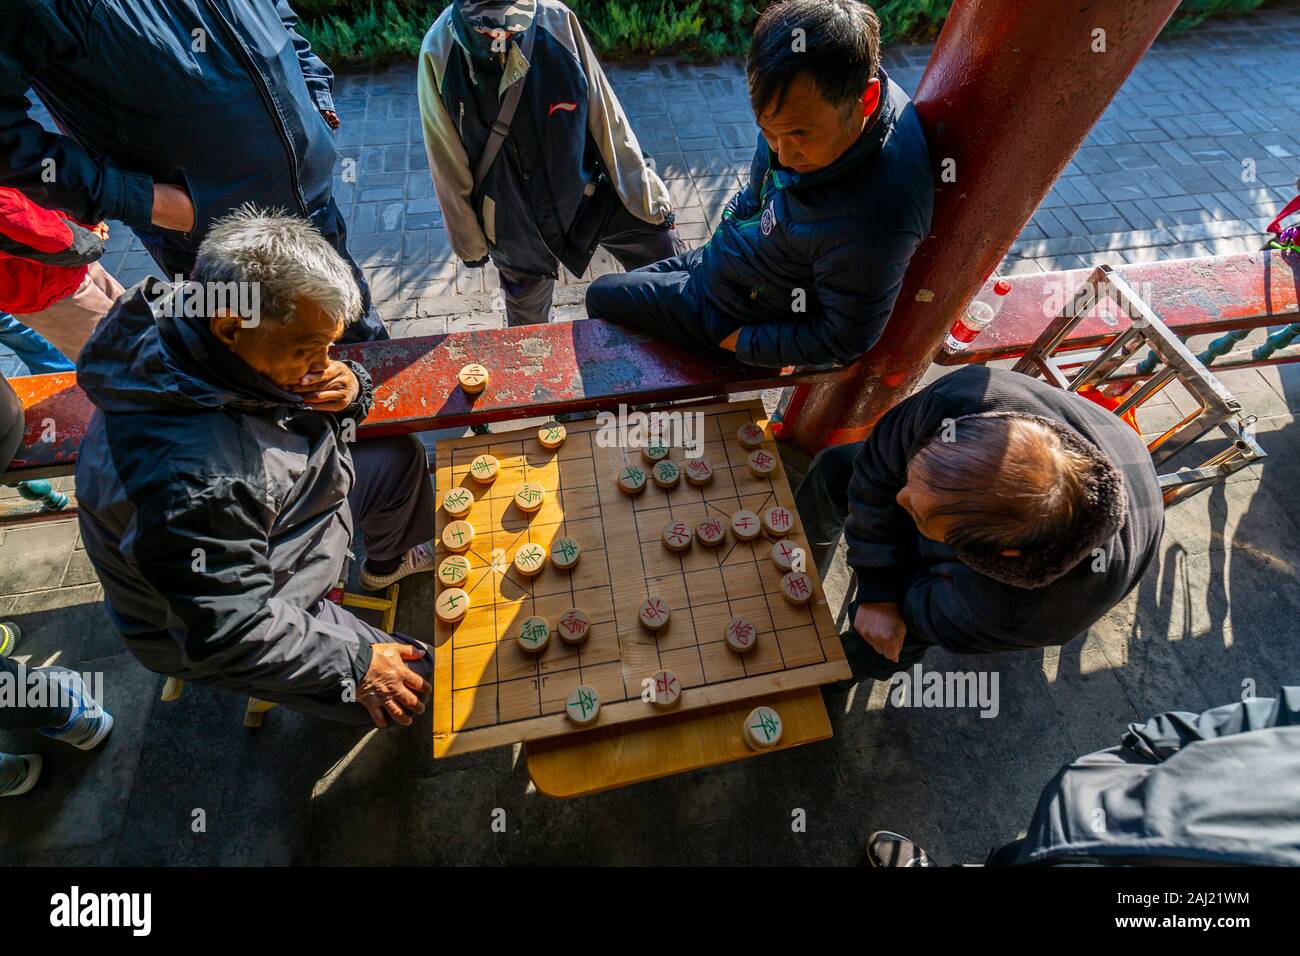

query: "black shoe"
(864, 830), (936, 867)
(470, 423), (491, 436)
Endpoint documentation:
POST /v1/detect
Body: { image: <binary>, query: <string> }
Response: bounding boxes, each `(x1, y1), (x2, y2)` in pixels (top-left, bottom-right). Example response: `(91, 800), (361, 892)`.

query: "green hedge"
(296, 0), (1279, 66)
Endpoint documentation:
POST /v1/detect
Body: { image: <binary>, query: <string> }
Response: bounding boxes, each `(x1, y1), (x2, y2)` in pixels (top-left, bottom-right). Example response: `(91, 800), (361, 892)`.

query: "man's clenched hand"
(854, 601), (907, 663)
(358, 643), (431, 728)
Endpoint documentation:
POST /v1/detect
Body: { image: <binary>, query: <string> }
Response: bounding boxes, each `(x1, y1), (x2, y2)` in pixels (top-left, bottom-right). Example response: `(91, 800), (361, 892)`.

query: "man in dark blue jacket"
(0, 0), (385, 342)
(586, 0), (934, 368)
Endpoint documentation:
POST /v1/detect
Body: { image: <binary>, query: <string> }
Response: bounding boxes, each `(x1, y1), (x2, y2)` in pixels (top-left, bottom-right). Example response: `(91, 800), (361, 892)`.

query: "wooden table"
(525, 685), (831, 798)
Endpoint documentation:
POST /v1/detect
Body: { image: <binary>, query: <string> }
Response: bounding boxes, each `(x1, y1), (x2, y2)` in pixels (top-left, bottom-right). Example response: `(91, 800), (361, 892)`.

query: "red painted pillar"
(776, 0), (1182, 453)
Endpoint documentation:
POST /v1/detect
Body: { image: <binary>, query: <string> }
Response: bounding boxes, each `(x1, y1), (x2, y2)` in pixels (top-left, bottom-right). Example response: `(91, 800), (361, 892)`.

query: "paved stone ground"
(2, 9), (1300, 865)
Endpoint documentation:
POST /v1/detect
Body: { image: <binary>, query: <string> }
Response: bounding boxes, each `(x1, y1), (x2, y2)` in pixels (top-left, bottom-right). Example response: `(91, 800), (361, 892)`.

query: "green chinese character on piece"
(559, 540), (576, 560)
(625, 467), (645, 482)
(444, 593), (461, 610)
(752, 711), (778, 742)
(572, 688), (596, 718)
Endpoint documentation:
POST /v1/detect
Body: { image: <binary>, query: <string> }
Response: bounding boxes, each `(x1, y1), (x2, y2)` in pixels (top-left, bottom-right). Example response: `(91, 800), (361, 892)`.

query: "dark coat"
(73, 281), (382, 696)
(692, 68), (934, 367)
(1005, 689), (1300, 866)
(846, 366), (1165, 654)
(0, 1), (338, 254)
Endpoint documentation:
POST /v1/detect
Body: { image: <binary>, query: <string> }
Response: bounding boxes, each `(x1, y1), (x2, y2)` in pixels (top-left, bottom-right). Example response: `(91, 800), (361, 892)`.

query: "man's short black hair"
(747, 0), (882, 118)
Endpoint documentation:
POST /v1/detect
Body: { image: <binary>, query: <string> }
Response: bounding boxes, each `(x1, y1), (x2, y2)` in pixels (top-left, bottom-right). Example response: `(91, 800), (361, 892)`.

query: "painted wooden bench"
(937, 250), (1300, 370)
(3, 317), (847, 484)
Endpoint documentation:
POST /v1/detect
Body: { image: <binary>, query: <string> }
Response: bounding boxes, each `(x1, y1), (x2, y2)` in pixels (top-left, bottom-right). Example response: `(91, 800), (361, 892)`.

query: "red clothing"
(0, 187), (99, 314)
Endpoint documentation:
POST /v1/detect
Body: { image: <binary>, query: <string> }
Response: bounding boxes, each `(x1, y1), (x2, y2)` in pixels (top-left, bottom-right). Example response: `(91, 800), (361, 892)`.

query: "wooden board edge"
(432, 660), (848, 757)
(525, 686), (833, 799)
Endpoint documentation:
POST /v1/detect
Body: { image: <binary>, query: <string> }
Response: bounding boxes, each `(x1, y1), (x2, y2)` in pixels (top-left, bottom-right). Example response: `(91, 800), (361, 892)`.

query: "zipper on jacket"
(201, 0), (308, 215)
(459, 101), (465, 140)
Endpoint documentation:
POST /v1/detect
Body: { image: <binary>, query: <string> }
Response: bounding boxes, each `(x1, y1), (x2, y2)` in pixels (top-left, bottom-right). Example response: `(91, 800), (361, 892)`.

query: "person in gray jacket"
(74, 208), (437, 728)
(418, 0), (685, 326)
(867, 688), (1300, 866)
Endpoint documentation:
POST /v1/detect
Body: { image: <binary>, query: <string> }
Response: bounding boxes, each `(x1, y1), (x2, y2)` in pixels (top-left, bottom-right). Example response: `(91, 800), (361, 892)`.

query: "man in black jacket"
(0, 0), (385, 342)
(585, 0), (933, 368)
(75, 208), (436, 727)
(795, 366), (1165, 680)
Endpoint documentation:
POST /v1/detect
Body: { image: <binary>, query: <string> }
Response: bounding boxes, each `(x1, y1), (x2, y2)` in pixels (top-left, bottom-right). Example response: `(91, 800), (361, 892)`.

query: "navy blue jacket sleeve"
(277, 1), (335, 113)
(0, 30), (154, 228)
(736, 228), (921, 368)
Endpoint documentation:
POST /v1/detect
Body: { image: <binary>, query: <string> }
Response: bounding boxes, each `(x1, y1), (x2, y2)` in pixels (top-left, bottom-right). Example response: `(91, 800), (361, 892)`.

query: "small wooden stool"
(159, 583), (401, 727)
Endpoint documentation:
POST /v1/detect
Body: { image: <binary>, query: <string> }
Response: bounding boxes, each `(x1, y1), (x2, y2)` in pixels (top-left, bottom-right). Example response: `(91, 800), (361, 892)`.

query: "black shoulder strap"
(472, 25), (537, 194)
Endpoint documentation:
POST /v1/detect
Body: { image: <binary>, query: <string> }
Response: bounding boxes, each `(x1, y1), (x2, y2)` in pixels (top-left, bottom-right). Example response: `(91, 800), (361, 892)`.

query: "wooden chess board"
(432, 400), (850, 757)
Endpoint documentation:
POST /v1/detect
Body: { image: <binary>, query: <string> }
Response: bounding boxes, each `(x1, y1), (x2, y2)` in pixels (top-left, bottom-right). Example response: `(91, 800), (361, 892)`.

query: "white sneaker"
(360, 541), (438, 591)
(0, 754), (43, 797)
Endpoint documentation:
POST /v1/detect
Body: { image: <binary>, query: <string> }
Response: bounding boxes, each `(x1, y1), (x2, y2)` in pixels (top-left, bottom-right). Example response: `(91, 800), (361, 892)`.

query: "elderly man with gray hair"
(74, 207), (437, 728)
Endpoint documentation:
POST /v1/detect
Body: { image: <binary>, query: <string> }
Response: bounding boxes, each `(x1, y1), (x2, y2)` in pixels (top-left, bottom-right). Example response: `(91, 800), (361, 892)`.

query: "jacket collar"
(772, 68), (897, 192)
(155, 302), (304, 412)
(450, 3), (533, 95)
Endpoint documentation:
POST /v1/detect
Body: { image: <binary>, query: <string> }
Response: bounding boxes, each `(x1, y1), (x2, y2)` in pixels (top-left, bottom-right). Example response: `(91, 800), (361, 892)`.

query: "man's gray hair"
(192, 205), (362, 326)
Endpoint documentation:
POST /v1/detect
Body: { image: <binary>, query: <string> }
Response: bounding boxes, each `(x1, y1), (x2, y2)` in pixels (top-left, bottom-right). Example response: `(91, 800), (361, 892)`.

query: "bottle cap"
(993, 279), (1012, 295)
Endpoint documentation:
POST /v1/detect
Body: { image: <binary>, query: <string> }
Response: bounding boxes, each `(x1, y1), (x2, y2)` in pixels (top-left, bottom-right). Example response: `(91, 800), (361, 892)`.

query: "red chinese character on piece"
(656, 673), (676, 695)
(690, 460), (707, 475)
(789, 576), (810, 597)
(755, 452), (772, 468)
(779, 542), (793, 560)
(561, 612), (585, 635)
(704, 520), (721, 536)
(732, 619), (753, 645)
(772, 509), (790, 529)
(737, 517), (754, 529)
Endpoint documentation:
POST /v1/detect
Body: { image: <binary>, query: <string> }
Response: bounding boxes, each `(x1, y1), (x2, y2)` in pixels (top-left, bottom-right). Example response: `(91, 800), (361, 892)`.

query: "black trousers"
(0, 375), (22, 473)
(0, 658), (76, 731)
(499, 203), (687, 326)
(585, 246), (736, 356)
(795, 441), (931, 682)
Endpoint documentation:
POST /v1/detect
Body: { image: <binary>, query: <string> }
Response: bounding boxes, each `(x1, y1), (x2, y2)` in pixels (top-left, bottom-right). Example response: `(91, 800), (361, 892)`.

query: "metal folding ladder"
(1012, 264), (1266, 506)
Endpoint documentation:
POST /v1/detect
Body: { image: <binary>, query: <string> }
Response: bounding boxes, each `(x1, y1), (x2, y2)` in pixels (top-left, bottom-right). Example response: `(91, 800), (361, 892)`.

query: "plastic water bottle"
(943, 279), (1011, 353)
